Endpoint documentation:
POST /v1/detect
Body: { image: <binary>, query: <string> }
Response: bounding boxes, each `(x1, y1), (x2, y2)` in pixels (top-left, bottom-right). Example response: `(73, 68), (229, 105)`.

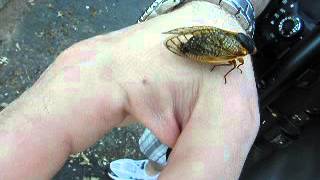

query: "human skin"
(0, 1), (266, 179)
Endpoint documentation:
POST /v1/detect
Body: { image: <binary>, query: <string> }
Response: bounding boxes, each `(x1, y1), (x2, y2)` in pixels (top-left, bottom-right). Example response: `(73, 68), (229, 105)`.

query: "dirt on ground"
(0, 0), (153, 179)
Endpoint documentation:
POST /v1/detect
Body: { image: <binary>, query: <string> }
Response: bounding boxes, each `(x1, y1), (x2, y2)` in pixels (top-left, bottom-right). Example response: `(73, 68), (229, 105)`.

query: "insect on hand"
(163, 26), (257, 84)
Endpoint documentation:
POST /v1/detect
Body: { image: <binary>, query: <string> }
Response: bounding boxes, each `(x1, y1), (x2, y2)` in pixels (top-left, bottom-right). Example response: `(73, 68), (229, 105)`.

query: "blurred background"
(0, 0), (154, 179)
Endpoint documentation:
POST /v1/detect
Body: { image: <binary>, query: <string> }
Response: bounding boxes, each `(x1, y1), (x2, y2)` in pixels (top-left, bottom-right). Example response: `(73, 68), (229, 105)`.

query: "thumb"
(123, 80), (201, 148)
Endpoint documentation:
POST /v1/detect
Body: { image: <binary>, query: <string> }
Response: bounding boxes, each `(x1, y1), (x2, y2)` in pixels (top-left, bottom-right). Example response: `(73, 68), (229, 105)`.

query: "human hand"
(0, 2), (259, 179)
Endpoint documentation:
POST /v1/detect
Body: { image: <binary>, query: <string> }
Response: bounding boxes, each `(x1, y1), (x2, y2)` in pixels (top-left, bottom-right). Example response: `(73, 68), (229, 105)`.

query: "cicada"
(163, 26), (257, 84)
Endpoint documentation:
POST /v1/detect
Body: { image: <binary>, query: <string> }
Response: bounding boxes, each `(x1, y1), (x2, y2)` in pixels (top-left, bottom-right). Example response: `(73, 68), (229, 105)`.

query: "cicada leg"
(224, 60), (237, 84)
(208, 60), (237, 84)
(210, 65), (216, 72)
(236, 58), (244, 74)
(210, 63), (230, 72)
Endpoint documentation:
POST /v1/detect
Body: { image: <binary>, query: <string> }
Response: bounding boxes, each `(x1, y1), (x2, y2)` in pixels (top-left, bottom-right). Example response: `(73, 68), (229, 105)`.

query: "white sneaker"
(108, 172), (130, 180)
(108, 159), (160, 180)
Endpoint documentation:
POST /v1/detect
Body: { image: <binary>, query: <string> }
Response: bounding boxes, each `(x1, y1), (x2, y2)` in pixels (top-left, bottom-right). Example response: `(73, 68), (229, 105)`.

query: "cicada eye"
(236, 33), (257, 54)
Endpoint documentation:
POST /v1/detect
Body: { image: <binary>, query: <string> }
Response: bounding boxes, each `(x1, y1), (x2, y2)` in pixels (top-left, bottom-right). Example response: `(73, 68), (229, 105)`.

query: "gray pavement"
(0, 0), (154, 179)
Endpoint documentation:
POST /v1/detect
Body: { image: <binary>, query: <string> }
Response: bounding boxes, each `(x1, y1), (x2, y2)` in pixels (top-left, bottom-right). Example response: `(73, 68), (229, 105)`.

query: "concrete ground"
(0, 0), (153, 179)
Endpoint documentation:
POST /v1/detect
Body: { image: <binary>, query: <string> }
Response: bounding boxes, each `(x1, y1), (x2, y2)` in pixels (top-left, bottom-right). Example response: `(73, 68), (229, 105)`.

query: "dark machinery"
(241, 0), (320, 179)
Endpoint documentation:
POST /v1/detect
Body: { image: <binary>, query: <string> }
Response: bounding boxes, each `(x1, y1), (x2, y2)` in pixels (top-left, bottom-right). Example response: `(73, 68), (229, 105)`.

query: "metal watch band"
(138, 0), (183, 23)
(206, 0), (256, 37)
(138, 0), (255, 37)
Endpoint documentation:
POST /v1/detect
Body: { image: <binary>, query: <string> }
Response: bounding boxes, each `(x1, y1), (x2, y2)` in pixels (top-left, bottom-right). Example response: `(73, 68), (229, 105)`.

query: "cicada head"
(236, 33), (257, 55)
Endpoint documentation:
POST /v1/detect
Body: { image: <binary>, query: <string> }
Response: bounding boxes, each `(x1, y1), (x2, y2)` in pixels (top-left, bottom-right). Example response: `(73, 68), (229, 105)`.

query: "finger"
(160, 76), (260, 179)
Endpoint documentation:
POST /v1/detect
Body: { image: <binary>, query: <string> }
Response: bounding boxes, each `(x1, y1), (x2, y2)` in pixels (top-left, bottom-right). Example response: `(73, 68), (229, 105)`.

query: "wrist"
(147, 1), (246, 35)
(179, 0), (255, 36)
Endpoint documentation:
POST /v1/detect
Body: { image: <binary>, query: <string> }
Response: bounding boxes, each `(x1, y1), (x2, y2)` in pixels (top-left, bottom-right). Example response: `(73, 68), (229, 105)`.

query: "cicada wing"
(163, 26), (215, 35)
(164, 33), (194, 56)
(164, 26), (245, 62)
(163, 26), (239, 36)
(164, 36), (183, 56)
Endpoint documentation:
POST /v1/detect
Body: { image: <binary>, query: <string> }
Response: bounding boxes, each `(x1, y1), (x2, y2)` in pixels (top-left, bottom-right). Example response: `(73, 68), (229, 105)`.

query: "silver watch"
(138, 0), (256, 37)
(209, 0), (256, 37)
